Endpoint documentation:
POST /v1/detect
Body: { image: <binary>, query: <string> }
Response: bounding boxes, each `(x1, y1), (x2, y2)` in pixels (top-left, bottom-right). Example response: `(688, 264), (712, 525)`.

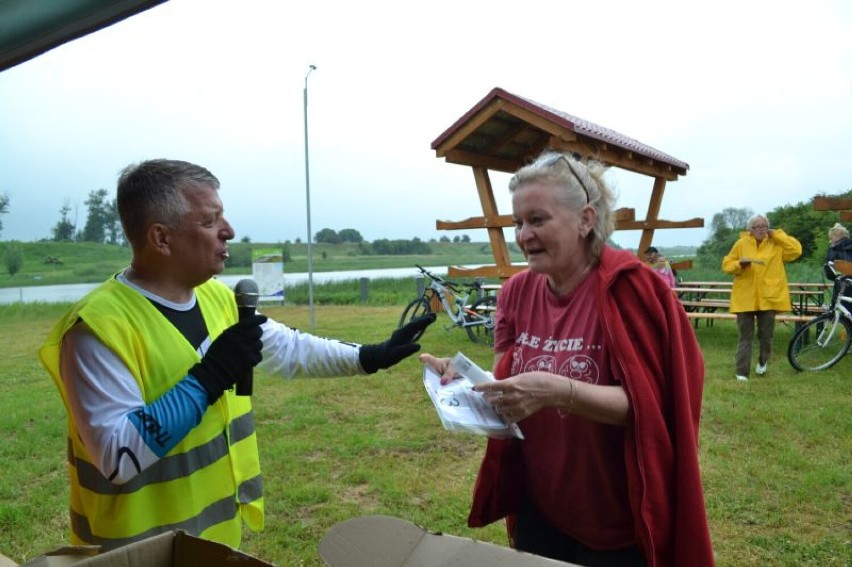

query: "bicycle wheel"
(787, 313), (852, 371)
(399, 298), (432, 341)
(465, 295), (497, 346)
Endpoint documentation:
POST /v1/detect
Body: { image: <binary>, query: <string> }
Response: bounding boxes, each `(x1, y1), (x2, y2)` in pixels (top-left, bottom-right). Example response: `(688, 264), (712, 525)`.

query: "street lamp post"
(303, 64), (317, 329)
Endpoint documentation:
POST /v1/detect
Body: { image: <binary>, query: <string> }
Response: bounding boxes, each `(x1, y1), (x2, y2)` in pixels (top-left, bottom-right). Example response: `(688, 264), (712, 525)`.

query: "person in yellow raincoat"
(722, 214), (802, 381)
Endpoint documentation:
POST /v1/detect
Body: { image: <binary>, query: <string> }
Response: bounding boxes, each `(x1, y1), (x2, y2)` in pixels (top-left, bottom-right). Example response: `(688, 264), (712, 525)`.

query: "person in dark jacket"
(824, 223), (852, 298)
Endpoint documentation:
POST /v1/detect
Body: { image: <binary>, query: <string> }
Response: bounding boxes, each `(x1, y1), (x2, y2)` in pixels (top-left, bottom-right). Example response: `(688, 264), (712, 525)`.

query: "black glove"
(190, 314), (268, 404)
(359, 313), (436, 374)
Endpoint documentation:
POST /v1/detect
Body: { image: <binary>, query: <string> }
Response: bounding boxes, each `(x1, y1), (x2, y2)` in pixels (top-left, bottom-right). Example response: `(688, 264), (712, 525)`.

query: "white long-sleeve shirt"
(59, 274), (365, 484)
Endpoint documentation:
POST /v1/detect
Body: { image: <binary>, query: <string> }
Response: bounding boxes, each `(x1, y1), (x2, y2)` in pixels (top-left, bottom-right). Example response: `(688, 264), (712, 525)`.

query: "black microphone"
(234, 278), (261, 396)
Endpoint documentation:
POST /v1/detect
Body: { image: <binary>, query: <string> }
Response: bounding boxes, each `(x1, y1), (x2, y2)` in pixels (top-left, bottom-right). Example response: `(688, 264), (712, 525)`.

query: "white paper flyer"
(422, 352), (523, 439)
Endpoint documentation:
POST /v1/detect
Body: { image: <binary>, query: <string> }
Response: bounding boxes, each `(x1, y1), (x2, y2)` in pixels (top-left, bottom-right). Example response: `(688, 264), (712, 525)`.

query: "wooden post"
(359, 277), (369, 304)
(638, 176), (667, 257)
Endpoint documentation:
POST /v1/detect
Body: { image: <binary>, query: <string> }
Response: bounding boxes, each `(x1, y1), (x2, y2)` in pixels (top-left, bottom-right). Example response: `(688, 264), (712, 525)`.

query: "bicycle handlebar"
(415, 264), (483, 293)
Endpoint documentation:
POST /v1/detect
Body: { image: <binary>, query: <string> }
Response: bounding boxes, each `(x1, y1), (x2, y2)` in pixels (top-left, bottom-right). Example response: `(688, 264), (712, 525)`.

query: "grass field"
(0, 302), (849, 566)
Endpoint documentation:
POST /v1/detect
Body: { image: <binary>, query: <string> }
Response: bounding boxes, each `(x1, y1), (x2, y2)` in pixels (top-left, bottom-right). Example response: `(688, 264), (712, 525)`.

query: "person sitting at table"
(722, 214), (802, 381)
(644, 246), (677, 288)
(824, 223), (852, 298)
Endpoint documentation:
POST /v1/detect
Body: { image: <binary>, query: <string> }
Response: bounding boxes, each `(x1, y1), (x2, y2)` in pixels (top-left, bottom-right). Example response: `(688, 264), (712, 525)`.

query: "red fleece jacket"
(469, 247), (715, 566)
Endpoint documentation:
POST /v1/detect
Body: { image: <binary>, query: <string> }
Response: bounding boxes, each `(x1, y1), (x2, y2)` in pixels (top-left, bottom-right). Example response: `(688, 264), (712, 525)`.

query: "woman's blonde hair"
(828, 222), (849, 240)
(508, 151), (616, 261)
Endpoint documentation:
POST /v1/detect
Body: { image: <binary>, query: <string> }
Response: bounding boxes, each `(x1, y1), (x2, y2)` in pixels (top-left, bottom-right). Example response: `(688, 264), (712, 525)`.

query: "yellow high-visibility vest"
(40, 277), (263, 550)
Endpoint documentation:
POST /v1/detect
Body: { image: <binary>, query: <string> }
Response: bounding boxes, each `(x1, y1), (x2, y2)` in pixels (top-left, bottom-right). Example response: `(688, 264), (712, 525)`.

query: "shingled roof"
(432, 87), (688, 180)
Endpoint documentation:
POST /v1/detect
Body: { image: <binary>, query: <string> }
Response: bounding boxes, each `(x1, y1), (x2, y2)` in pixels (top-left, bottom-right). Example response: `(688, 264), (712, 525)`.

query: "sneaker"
(755, 362), (767, 375)
(736, 375), (749, 382)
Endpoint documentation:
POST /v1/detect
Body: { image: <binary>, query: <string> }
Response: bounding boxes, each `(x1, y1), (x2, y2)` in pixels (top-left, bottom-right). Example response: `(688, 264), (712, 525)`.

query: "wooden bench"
(676, 283), (830, 320)
(680, 299), (731, 311)
(685, 311), (815, 324)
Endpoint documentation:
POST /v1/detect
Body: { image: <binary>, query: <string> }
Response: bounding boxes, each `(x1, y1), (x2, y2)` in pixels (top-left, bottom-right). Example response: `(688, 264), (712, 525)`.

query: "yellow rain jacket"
(722, 229), (802, 313)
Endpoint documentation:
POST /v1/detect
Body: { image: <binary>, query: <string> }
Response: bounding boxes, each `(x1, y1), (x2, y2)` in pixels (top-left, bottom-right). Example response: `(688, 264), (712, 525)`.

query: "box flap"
(171, 531), (273, 566)
(319, 515), (429, 566)
(319, 516), (579, 566)
(19, 545), (99, 567)
(79, 532), (174, 567)
(20, 531), (273, 567)
(0, 553), (17, 567)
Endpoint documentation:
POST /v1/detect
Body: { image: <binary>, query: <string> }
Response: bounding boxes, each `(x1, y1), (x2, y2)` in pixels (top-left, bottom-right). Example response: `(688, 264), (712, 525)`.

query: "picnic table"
(675, 281), (831, 326)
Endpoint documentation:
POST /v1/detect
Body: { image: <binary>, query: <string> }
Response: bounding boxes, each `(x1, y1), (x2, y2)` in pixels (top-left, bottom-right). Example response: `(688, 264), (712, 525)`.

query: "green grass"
(0, 304), (849, 566)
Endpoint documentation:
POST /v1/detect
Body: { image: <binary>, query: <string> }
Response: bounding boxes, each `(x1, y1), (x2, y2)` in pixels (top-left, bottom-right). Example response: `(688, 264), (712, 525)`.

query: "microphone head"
(234, 279), (260, 309)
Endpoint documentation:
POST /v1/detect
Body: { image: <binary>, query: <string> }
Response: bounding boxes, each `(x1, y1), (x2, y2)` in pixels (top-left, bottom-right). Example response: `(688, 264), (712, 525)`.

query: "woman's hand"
(474, 372), (569, 423)
(418, 353), (458, 385)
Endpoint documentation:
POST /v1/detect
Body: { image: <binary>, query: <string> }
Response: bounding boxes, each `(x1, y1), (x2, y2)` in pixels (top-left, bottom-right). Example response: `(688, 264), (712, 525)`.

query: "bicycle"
(398, 265), (497, 345)
(787, 261), (852, 371)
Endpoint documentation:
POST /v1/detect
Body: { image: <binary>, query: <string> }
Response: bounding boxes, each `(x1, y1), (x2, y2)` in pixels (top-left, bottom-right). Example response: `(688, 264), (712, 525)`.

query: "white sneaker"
(755, 362), (767, 375)
(736, 375), (749, 382)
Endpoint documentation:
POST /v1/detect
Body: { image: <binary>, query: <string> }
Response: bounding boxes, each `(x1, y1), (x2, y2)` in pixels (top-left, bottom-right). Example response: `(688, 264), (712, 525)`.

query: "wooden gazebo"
(431, 87), (703, 279)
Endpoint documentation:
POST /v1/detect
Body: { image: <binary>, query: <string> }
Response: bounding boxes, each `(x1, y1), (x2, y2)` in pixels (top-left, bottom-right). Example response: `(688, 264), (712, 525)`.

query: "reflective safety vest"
(39, 277), (263, 550)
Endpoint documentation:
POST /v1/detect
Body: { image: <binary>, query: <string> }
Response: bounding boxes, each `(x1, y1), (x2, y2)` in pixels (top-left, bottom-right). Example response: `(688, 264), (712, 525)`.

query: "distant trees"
(696, 207), (753, 264)
(314, 228), (364, 244)
(49, 190), (123, 245)
(3, 242), (22, 276)
(337, 228), (364, 243)
(369, 237), (431, 255)
(0, 193), (8, 237)
(314, 228), (342, 244)
(52, 202), (76, 242)
(713, 207), (753, 232)
(82, 188), (122, 245)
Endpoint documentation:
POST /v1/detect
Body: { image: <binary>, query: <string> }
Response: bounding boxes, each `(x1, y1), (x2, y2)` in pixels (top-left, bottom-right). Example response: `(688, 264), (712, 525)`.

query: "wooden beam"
(436, 215), (512, 230)
(836, 259), (852, 275)
(638, 176), (667, 255)
(472, 166), (513, 272)
(615, 208), (636, 222)
(441, 149), (521, 173)
(433, 99), (506, 157)
(500, 103), (580, 144)
(549, 139), (682, 180)
(813, 196), (852, 211)
(618, 218), (705, 230)
(436, 211), (697, 232)
(492, 122), (535, 153)
(448, 265), (526, 279)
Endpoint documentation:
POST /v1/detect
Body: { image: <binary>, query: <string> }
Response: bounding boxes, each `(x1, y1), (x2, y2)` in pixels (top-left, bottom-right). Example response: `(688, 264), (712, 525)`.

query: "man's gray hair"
(117, 159), (220, 248)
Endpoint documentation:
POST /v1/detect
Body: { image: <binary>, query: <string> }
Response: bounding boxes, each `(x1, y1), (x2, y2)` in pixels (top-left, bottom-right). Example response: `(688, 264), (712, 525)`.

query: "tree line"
(0, 186), (849, 277)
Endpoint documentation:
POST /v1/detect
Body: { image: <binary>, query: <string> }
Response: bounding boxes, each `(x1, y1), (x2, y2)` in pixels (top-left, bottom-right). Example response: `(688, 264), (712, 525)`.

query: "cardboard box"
(18, 530), (272, 567)
(319, 515), (580, 566)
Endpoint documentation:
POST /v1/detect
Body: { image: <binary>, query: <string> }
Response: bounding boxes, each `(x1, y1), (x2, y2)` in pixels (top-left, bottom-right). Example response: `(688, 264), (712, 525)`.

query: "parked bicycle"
(398, 265), (497, 345)
(787, 261), (852, 371)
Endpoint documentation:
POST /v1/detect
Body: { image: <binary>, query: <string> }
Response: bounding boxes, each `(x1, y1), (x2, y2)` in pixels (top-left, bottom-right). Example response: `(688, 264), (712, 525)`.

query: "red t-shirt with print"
(494, 268), (634, 550)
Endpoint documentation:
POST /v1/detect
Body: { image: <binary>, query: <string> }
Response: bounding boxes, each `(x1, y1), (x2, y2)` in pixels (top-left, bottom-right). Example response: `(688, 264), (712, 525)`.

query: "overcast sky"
(1, 0), (850, 251)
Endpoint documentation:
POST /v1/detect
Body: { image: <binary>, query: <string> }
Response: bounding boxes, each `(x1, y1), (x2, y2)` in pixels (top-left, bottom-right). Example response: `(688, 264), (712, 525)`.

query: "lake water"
(0, 266), (450, 305)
